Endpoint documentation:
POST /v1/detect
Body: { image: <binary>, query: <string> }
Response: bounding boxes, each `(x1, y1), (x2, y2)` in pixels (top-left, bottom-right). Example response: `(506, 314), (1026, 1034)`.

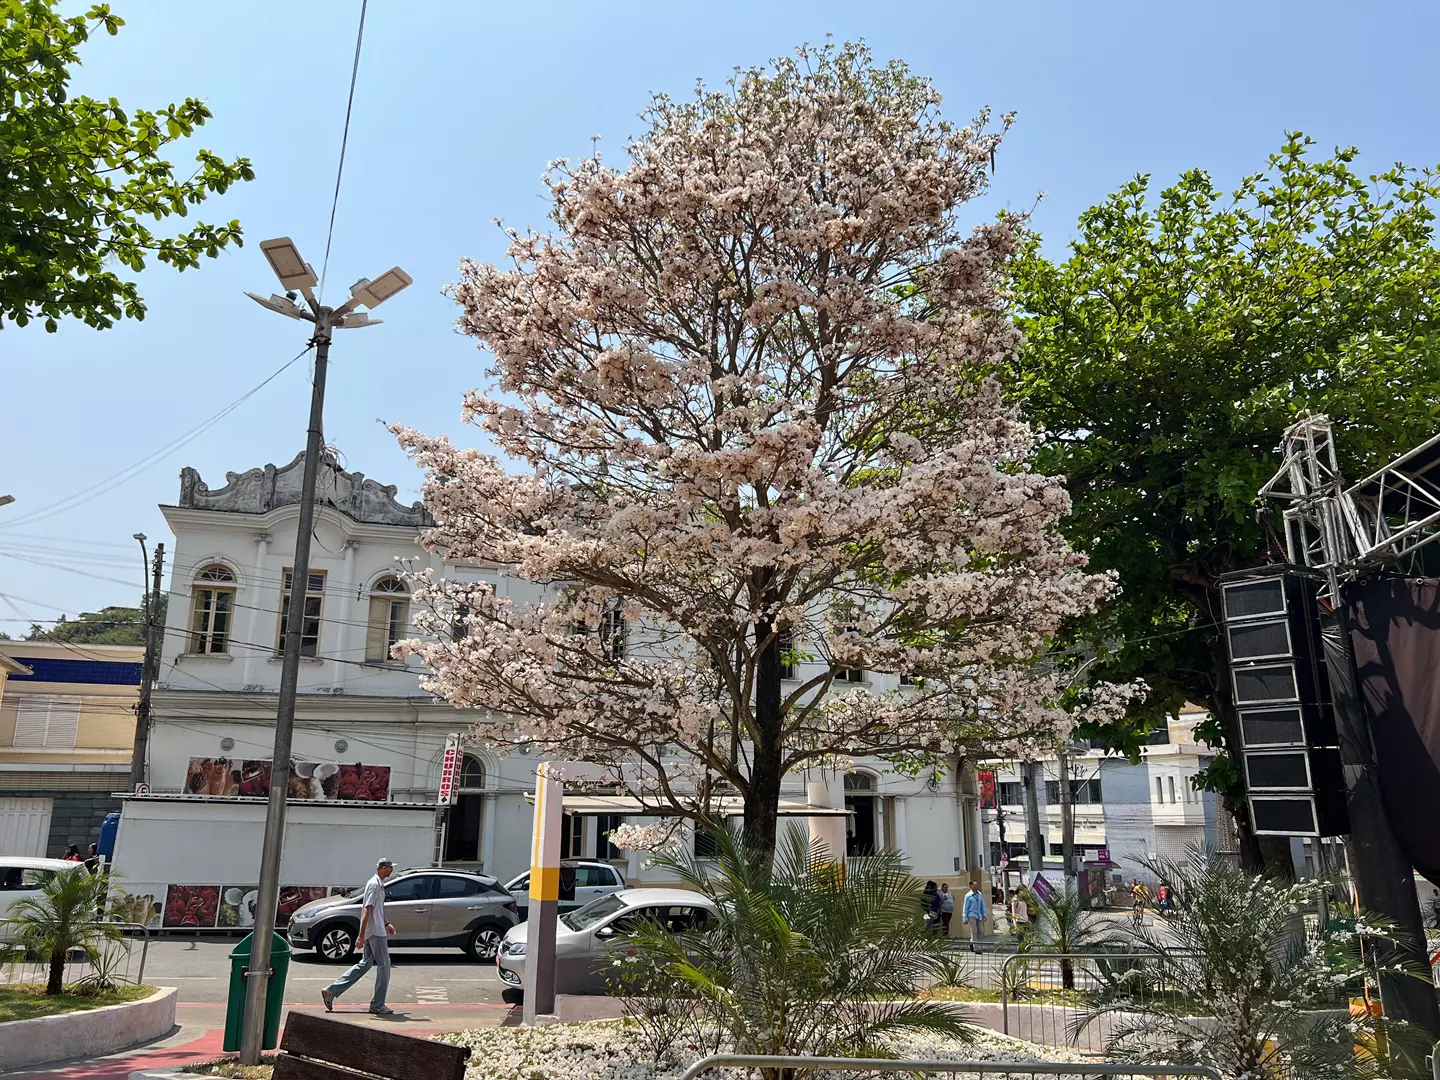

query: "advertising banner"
(977, 769), (996, 809)
(184, 757), (391, 802)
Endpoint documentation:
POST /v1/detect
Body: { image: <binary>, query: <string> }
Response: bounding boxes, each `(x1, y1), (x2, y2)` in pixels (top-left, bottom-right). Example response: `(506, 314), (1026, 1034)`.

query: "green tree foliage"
(1007, 135), (1440, 865)
(628, 824), (973, 1067)
(27, 595), (162, 646)
(0, 1), (253, 331)
(2, 867), (122, 994)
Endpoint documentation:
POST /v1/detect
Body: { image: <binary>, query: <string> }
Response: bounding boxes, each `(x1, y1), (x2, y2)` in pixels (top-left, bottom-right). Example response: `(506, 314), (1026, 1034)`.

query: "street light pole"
(238, 239), (410, 1065)
(239, 312), (331, 1064)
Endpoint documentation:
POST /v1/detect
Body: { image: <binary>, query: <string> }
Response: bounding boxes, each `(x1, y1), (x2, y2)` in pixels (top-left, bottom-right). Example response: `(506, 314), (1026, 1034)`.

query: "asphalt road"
(137, 935), (517, 1030)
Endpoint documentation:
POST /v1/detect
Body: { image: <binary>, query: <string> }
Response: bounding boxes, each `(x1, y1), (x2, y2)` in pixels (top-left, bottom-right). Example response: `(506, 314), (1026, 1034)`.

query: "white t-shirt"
(361, 875), (388, 941)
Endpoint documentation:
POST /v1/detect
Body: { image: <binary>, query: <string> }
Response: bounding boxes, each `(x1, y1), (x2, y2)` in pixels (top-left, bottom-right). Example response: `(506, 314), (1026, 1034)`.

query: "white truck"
(109, 794), (439, 931)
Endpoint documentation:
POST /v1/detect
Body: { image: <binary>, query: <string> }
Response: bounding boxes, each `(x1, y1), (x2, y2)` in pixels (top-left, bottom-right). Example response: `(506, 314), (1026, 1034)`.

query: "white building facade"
(979, 712), (1221, 894)
(142, 452), (985, 900)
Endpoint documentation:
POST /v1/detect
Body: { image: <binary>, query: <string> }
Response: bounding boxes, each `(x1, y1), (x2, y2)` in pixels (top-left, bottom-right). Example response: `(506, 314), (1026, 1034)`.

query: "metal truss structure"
(1259, 414), (1440, 587)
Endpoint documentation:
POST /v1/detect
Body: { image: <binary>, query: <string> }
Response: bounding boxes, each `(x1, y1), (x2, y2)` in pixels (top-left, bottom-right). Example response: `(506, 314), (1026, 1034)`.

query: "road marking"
(167, 976), (221, 980)
(290, 977), (332, 981)
(434, 977), (492, 982)
(414, 985), (450, 1004)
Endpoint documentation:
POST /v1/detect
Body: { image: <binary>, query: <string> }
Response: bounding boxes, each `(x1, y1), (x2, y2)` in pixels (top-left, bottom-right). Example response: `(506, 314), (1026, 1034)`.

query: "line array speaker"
(1219, 568), (1348, 837)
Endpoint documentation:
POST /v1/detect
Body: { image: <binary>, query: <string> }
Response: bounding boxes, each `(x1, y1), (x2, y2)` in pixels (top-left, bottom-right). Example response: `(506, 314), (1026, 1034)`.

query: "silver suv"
(287, 868), (518, 962)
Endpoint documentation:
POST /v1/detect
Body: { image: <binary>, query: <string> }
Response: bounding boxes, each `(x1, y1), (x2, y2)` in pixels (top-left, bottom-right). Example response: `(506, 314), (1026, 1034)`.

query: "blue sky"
(1, 0), (1436, 625)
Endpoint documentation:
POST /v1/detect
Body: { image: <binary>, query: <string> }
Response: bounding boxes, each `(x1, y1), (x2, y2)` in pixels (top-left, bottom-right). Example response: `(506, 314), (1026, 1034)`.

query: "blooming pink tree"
(396, 42), (1115, 853)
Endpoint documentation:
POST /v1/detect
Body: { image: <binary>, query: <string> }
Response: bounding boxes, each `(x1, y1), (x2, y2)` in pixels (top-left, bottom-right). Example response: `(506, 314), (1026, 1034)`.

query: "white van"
(0, 857), (85, 942)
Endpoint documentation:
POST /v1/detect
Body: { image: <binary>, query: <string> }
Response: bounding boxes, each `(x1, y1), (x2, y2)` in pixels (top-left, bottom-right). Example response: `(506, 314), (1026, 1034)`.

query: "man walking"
(962, 881), (987, 949)
(321, 858), (396, 1016)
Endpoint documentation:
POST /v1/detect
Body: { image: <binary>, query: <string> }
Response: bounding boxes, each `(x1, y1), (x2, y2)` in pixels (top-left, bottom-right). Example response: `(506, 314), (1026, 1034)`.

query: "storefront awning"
(524, 792), (850, 817)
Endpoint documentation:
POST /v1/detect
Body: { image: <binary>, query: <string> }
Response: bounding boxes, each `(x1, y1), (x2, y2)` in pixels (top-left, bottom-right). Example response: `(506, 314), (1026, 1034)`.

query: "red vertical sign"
(437, 733), (461, 806)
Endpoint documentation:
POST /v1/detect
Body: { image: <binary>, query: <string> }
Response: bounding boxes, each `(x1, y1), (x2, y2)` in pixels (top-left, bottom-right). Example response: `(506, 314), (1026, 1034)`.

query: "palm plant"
(3, 868), (122, 994)
(630, 822), (974, 1068)
(1019, 878), (1120, 989)
(1081, 845), (1428, 1079)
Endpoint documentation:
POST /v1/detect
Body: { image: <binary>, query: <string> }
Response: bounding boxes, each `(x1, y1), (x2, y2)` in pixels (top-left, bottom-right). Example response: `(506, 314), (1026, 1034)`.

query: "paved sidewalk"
(0, 1002), (516, 1080)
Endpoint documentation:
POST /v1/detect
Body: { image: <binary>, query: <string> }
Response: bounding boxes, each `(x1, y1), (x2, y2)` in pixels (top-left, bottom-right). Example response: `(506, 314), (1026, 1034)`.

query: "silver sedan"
(496, 887), (715, 997)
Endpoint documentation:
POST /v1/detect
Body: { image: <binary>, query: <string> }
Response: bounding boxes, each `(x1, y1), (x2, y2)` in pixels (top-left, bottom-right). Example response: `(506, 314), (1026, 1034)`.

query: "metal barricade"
(0, 921), (150, 990)
(1000, 951), (1202, 1058)
(677, 1054), (1223, 1080)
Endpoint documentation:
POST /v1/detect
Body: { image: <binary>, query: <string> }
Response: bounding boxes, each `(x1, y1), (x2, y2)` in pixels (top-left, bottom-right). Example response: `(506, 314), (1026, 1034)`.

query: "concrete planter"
(0, 986), (176, 1070)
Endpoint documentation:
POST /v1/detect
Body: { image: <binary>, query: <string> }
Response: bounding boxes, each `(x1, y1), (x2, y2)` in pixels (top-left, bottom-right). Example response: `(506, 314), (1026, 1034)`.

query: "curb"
(0, 988), (178, 1073)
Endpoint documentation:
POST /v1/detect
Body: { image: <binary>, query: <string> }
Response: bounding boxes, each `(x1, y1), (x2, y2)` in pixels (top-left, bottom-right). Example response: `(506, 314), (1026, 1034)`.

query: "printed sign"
(163, 885), (220, 928)
(184, 758), (391, 802)
(977, 770), (996, 809)
(1029, 872), (1055, 904)
(438, 733), (461, 806)
(1097, 847), (1111, 864)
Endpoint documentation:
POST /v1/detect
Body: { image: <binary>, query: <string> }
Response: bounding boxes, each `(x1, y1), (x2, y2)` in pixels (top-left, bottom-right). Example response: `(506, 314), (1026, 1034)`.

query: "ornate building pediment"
(177, 452), (433, 527)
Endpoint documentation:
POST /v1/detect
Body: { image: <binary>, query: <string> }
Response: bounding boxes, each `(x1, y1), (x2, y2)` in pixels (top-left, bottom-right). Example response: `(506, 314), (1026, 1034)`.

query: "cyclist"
(1130, 879), (1150, 925)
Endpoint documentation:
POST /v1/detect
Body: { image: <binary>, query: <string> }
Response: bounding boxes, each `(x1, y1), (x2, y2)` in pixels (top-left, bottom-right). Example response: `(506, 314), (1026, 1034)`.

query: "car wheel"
(316, 923), (356, 962)
(466, 923), (504, 962)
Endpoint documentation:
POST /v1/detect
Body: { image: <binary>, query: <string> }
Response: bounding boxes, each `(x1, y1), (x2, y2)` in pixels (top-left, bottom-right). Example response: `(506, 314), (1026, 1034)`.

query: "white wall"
(113, 797), (439, 892)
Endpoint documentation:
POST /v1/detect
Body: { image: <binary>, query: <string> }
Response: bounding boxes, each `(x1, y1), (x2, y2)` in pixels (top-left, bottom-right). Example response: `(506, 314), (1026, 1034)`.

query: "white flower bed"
(441, 1020), (1093, 1080)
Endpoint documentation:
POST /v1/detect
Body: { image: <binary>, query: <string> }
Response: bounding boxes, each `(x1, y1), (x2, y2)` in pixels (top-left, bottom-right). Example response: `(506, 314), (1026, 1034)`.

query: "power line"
(0, 345), (314, 531)
(318, 0), (369, 302)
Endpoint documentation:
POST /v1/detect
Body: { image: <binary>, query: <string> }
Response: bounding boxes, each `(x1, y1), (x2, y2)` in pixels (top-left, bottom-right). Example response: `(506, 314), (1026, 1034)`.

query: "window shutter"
(46, 699), (79, 748)
(366, 596), (391, 661)
(11, 697), (80, 748)
(12, 698), (47, 747)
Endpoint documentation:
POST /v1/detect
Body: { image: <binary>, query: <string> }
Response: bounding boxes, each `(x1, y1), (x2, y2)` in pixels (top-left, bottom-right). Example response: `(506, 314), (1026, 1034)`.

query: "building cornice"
(171, 451), (433, 528)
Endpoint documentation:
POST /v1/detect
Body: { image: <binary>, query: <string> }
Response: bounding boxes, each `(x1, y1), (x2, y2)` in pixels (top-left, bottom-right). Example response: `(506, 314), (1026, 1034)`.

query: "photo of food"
(329, 763), (390, 802)
(184, 757), (239, 796)
(276, 886), (327, 926)
(163, 885), (220, 928)
(237, 760), (272, 797)
(113, 891), (162, 928)
(206, 759), (391, 802)
(218, 886), (259, 928)
(291, 761), (338, 800)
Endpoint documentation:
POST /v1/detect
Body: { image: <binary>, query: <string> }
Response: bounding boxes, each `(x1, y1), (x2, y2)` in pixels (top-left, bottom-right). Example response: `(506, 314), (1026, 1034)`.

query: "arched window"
(188, 564), (235, 655)
(459, 755), (485, 789)
(365, 576), (410, 662)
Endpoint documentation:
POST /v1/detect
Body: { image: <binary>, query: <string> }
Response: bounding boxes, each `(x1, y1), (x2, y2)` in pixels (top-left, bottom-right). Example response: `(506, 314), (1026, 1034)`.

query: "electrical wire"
(0, 345), (314, 531)
(318, 0), (369, 302)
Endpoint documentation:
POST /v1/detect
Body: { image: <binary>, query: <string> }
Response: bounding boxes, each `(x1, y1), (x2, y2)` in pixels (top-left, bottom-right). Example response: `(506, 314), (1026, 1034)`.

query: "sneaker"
(321, 989), (334, 1013)
(369, 1006), (394, 1016)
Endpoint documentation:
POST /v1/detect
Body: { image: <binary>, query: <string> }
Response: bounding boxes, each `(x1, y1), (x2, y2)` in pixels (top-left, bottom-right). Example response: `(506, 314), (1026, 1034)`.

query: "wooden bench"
(273, 1012), (470, 1080)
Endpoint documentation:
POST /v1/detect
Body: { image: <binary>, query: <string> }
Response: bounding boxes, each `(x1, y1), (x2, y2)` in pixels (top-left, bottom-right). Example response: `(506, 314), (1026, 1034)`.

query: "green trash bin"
(223, 931), (292, 1053)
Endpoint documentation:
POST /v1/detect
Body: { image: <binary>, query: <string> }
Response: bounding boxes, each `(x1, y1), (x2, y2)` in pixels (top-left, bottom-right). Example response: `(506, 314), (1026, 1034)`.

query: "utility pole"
(129, 537), (164, 791)
(238, 239), (410, 1066)
(1020, 760), (1046, 885)
(1058, 746), (1077, 896)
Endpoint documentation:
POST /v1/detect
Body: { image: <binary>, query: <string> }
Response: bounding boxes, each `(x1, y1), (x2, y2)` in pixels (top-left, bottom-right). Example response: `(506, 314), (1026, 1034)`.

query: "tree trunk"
(743, 611), (785, 859)
(47, 945), (65, 995)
